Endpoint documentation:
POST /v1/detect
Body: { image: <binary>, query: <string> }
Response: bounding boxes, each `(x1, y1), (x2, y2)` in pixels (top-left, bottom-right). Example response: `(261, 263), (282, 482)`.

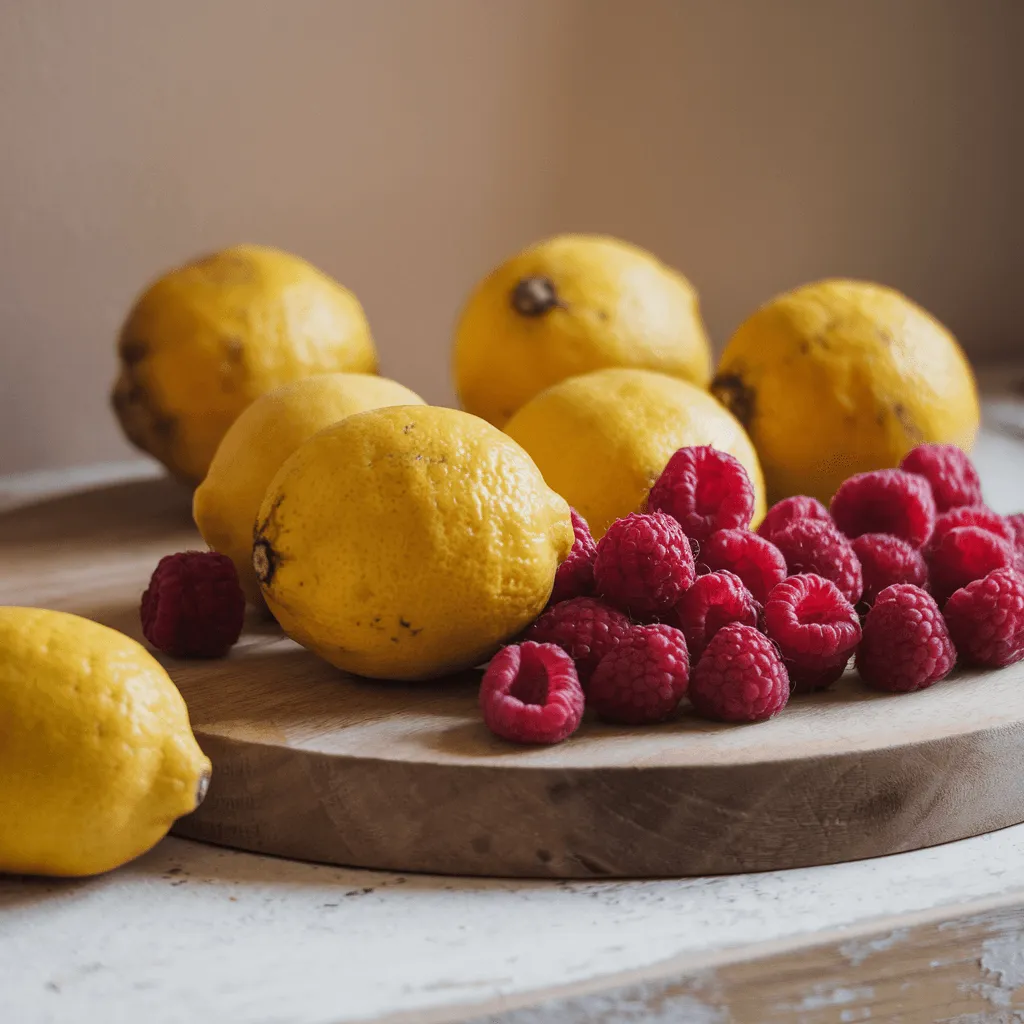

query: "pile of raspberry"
(480, 443), (1024, 745)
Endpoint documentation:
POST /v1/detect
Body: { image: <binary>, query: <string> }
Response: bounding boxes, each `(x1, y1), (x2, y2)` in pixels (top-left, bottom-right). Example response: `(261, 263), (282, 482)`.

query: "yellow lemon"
(504, 368), (764, 539)
(0, 607), (210, 877)
(112, 245), (377, 484)
(254, 405), (572, 680)
(712, 279), (981, 504)
(453, 234), (711, 427)
(193, 373), (425, 604)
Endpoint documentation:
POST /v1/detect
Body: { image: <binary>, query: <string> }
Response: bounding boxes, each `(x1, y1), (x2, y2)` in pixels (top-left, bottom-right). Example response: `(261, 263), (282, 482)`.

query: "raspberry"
(763, 574), (862, 693)
(702, 528), (788, 604)
(524, 597), (632, 684)
(851, 533), (928, 605)
(549, 508), (597, 604)
(1008, 513), (1024, 553)
(900, 443), (983, 513)
(647, 446), (755, 543)
(830, 469), (936, 549)
(141, 551), (245, 658)
(928, 526), (1017, 606)
(929, 505), (1014, 549)
(479, 642), (585, 744)
(944, 568), (1024, 668)
(674, 570), (760, 659)
(689, 623), (790, 723)
(757, 495), (832, 543)
(856, 584), (956, 693)
(593, 512), (695, 617)
(771, 519), (864, 605)
(588, 624), (690, 724)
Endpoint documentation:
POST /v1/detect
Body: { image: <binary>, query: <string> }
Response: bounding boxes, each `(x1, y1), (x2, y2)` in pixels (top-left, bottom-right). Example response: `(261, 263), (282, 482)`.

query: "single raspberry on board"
(830, 469), (936, 549)
(588, 624), (690, 725)
(141, 551), (245, 658)
(929, 505), (1014, 550)
(524, 597), (633, 685)
(763, 574), (862, 693)
(689, 623), (790, 723)
(675, 570), (760, 659)
(549, 508), (598, 604)
(647, 446), (755, 543)
(851, 533), (928, 606)
(771, 518), (864, 605)
(479, 642), (584, 744)
(928, 526), (1017, 606)
(757, 495), (832, 543)
(856, 584), (956, 693)
(900, 443), (983, 513)
(701, 528), (787, 604)
(593, 512), (695, 618)
(944, 568), (1024, 668)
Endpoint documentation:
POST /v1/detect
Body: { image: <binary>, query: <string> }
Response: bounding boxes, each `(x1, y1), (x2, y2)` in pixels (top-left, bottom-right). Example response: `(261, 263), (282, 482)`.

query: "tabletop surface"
(4, 376), (1024, 1024)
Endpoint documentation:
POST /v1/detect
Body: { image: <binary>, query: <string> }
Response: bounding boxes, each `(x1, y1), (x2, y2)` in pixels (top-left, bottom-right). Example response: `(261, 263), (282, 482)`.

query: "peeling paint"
(776, 984), (875, 1013)
(840, 928), (910, 967)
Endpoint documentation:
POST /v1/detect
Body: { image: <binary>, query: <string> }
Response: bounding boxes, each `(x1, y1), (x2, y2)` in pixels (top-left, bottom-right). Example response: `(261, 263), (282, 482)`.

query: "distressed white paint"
(839, 928), (911, 968)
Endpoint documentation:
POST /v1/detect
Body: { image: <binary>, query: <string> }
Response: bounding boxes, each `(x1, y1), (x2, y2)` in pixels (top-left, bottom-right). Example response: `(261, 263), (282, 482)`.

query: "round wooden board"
(4, 477), (1024, 879)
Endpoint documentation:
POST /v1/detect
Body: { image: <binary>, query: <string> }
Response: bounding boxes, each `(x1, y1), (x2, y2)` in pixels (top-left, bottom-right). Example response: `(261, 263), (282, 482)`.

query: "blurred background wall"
(1, 0), (1021, 473)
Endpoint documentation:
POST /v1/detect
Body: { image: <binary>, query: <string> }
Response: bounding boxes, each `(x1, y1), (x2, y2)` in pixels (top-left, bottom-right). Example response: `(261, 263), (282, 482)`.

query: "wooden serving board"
(4, 476), (1024, 879)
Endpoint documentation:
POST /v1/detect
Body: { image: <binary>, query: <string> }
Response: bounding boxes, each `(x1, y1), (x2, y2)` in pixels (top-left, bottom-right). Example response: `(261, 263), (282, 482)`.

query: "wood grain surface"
(4, 477), (1024, 879)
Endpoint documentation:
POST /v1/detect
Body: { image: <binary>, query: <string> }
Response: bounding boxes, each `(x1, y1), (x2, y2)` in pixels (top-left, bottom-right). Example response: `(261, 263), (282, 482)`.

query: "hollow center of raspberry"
(509, 659), (550, 706)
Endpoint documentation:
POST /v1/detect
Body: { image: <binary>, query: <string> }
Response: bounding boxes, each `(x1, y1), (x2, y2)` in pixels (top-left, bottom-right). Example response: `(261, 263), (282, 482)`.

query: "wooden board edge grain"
(172, 718), (1024, 878)
(361, 892), (1024, 1024)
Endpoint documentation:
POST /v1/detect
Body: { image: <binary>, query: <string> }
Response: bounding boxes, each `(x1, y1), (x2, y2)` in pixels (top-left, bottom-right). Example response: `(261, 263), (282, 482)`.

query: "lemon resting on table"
(713, 279), (980, 504)
(253, 404), (573, 680)
(504, 367), (765, 539)
(193, 372), (425, 604)
(112, 244), (377, 484)
(0, 607), (210, 877)
(453, 234), (712, 428)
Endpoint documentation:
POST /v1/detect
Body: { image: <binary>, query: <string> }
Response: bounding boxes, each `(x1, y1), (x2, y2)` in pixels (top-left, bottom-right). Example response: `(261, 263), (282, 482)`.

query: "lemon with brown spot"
(453, 234), (712, 427)
(112, 245), (377, 484)
(0, 607), (210, 877)
(712, 279), (980, 504)
(193, 373), (425, 604)
(503, 368), (764, 539)
(254, 405), (573, 680)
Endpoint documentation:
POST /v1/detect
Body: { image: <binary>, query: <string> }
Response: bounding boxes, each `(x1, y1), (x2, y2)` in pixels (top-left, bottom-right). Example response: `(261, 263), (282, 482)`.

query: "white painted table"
(4, 385), (1024, 1024)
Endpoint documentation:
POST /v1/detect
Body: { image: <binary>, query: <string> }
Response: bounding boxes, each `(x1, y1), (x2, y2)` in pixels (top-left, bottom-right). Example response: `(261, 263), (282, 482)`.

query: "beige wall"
(2, 0), (1022, 473)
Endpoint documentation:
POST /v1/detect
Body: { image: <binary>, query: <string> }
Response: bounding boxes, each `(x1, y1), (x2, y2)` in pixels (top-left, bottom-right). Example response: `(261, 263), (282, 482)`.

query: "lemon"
(504, 368), (764, 539)
(0, 607), (210, 877)
(193, 373), (424, 604)
(712, 279), (981, 504)
(453, 234), (711, 427)
(254, 405), (572, 680)
(112, 245), (377, 484)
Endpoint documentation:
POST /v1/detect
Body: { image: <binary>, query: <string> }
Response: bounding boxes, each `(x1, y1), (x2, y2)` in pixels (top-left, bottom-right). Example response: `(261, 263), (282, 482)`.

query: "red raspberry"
(479, 642), (584, 744)
(141, 551), (245, 658)
(929, 505), (1014, 550)
(830, 469), (936, 549)
(928, 526), (1017, 606)
(856, 584), (956, 693)
(593, 512), (695, 617)
(549, 508), (597, 604)
(524, 597), (632, 684)
(771, 519), (864, 605)
(757, 495), (832, 543)
(702, 528), (788, 605)
(690, 623), (790, 723)
(944, 568), (1024, 668)
(763, 574), (862, 693)
(647, 446), (755, 543)
(1008, 513), (1024, 554)
(851, 533), (928, 605)
(900, 443), (982, 513)
(588, 624), (690, 724)
(674, 570), (760, 659)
